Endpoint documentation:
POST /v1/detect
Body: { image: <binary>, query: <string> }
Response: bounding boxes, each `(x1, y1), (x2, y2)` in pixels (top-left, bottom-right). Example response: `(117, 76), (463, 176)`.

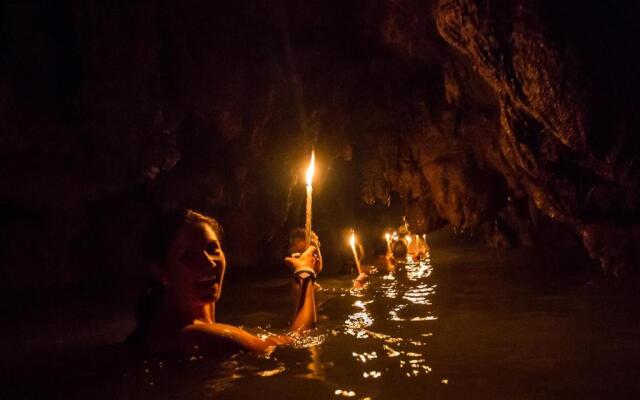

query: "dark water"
(5, 242), (640, 399)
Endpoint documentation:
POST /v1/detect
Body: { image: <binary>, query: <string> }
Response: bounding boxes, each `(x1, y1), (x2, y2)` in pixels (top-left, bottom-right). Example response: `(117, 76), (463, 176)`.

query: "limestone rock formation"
(1, 0), (638, 288)
(432, 0), (640, 275)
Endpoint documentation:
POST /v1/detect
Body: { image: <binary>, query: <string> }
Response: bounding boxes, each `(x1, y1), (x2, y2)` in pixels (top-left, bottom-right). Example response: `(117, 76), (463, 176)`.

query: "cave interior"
(1, 0), (640, 397)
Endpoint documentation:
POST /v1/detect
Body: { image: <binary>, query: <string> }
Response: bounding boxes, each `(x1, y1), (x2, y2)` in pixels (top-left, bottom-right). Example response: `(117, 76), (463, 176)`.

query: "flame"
(406, 235), (412, 245)
(305, 151), (315, 186)
(385, 233), (391, 242)
(349, 230), (356, 248)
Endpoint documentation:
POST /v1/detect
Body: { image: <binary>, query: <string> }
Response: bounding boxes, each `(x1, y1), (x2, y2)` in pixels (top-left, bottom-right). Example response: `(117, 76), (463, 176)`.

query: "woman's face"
(162, 222), (227, 306)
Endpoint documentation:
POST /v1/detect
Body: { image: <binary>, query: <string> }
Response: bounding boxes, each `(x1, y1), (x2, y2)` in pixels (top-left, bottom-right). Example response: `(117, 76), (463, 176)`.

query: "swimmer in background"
(395, 219), (430, 262)
(336, 238), (367, 288)
(127, 209), (322, 357)
(350, 242), (368, 288)
(350, 236), (397, 289)
(370, 236), (395, 273)
(415, 234), (430, 260)
(287, 228), (323, 305)
(390, 238), (409, 266)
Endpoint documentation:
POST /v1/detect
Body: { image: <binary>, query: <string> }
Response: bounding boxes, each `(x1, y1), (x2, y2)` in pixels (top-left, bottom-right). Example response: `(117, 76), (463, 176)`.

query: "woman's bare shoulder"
(178, 322), (274, 355)
(177, 323), (241, 355)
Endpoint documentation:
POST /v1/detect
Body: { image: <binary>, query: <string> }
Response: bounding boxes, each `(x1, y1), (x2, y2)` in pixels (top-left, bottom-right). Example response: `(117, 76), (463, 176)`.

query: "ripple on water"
(126, 257), (440, 399)
(110, 247), (640, 399)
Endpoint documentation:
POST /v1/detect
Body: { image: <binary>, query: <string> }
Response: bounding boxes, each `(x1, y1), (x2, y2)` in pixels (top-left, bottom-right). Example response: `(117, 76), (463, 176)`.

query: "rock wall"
(378, 0), (640, 275)
(1, 0), (638, 288)
(433, 0), (640, 275)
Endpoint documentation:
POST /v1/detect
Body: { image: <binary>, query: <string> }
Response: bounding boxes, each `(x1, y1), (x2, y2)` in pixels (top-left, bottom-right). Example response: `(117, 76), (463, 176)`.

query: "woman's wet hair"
(128, 208), (222, 345)
(392, 240), (408, 259)
(288, 227), (306, 253)
(144, 209), (222, 267)
(288, 227), (321, 254)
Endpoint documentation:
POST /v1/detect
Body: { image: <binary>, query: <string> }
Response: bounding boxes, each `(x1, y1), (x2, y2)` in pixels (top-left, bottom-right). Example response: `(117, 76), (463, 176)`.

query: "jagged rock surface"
(431, 0), (640, 275)
(1, 0), (638, 288)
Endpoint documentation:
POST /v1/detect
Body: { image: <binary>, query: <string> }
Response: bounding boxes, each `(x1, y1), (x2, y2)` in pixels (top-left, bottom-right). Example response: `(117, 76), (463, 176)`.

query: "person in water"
(287, 228), (323, 306)
(351, 242), (368, 288)
(391, 238), (409, 260)
(288, 228), (323, 276)
(369, 236), (395, 273)
(351, 237), (396, 288)
(128, 209), (321, 356)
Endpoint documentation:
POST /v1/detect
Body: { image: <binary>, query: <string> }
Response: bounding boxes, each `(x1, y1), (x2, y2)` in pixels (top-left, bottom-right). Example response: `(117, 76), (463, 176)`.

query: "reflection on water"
(126, 257), (438, 399)
(338, 257), (437, 385)
(117, 246), (640, 400)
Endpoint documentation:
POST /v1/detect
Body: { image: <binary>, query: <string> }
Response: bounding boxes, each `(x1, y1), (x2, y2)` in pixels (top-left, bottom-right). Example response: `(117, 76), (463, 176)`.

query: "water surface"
(5, 241), (640, 399)
(110, 244), (640, 399)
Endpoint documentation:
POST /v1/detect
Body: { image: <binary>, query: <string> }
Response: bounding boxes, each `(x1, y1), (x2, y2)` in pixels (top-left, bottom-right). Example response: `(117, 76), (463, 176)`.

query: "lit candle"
(305, 151), (315, 245)
(384, 232), (391, 252)
(349, 230), (362, 274)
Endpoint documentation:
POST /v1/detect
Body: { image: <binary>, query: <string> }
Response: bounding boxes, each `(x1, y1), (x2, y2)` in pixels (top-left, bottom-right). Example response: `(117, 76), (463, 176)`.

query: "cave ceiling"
(1, 0), (638, 277)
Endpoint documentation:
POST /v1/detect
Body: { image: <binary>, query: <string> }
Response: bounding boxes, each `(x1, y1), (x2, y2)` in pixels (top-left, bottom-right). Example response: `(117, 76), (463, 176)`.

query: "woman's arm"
(178, 322), (291, 356)
(285, 244), (319, 332)
(290, 274), (316, 332)
(179, 245), (321, 355)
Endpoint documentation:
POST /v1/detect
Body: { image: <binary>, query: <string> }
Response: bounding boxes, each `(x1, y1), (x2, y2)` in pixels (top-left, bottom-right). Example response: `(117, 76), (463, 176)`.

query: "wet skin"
(147, 222), (320, 356)
(159, 222), (227, 309)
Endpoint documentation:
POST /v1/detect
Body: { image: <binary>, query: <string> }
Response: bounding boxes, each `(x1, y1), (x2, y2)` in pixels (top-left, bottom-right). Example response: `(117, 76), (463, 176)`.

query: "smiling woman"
(126, 209), (321, 357)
